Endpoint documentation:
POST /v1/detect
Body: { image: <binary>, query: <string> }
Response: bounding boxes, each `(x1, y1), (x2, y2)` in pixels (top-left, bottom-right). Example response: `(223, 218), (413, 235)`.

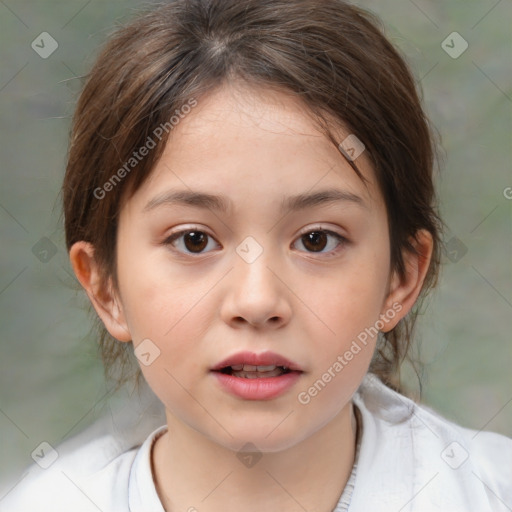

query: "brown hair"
(63, 0), (443, 393)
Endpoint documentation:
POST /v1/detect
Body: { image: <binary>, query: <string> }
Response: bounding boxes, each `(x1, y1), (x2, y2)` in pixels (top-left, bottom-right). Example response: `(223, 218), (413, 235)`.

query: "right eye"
(163, 228), (220, 255)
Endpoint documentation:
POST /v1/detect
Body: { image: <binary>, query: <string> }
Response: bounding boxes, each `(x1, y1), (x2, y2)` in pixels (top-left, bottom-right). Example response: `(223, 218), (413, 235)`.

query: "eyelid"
(165, 224), (213, 239)
(296, 224), (348, 239)
(163, 225), (221, 254)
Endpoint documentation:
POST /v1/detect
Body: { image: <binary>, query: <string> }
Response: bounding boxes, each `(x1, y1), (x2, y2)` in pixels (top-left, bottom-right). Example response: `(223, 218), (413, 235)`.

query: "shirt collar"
(128, 425), (168, 512)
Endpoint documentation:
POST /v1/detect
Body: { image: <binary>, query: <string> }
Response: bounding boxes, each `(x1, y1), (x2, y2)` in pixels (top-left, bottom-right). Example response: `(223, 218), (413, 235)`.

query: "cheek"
(307, 260), (389, 341)
(296, 253), (391, 398)
(121, 273), (207, 346)
(117, 259), (209, 406)
(115, 245), (187, 341)
(295, 274), (382, 417)
(115, 248), (222, 381)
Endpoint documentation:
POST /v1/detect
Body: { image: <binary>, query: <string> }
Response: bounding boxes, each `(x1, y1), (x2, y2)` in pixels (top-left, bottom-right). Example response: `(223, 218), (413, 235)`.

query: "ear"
(380, 229), (433, 332)
(69, 241), (132, 342)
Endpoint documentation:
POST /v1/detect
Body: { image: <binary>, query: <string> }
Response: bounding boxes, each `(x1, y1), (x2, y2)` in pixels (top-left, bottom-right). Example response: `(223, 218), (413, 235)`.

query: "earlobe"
(69, 241), (132, 342)
(380, 229), (433, 332)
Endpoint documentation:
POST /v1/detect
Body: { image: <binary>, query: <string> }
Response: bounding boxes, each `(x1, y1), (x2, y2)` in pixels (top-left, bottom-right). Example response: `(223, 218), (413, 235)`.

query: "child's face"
(112, 83), (402, 451)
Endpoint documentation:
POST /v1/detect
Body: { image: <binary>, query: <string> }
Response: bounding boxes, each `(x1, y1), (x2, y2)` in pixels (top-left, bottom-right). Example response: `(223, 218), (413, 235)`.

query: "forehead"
(130, 82), (383, 215)
(185, 83), (324, 138)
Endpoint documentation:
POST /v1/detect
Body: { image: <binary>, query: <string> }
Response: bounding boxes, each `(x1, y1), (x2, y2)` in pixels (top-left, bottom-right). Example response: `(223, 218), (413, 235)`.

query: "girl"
(3, 0), (510, 510)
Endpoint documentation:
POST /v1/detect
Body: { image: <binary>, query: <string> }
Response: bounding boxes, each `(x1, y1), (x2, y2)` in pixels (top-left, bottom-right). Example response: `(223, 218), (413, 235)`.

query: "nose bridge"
(221, 234), (291, 327)
(233, 234), (279, 294)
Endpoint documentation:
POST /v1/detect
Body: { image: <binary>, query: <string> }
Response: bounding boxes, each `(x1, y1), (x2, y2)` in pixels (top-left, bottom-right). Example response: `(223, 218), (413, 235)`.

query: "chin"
(210, 419), (310, 454)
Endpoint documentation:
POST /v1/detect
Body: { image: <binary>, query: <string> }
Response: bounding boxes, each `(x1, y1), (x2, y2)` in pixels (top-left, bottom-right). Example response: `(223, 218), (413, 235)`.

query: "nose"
(220, 247), (292, 330)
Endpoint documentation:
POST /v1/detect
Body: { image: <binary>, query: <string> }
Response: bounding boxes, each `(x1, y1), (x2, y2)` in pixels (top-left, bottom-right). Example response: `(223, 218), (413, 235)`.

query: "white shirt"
(1, 373), (511, 511)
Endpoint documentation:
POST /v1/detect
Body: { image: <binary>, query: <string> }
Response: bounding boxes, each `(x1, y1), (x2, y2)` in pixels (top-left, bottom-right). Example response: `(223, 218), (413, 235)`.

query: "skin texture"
(70, 82), (433, 512)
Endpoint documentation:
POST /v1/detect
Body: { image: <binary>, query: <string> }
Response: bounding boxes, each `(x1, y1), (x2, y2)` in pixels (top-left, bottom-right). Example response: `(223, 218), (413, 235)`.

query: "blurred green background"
(0, 0), (511, 490)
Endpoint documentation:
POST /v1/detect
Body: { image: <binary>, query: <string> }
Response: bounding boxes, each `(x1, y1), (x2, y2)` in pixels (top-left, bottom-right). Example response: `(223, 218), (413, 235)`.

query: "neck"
(152, 402), (358, 512)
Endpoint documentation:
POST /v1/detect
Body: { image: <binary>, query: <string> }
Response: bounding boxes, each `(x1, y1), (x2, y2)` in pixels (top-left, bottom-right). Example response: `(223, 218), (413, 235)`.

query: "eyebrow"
(143, 188), (366, 214)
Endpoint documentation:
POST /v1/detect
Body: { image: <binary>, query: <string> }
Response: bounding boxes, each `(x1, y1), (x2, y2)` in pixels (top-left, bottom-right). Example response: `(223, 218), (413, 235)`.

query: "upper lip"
(211, 351), (303, 372)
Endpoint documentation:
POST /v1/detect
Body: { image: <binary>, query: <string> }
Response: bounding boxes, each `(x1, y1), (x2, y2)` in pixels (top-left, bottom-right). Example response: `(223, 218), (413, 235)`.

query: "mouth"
(210, 351), (304, 400)
(211, 350), (304, 377)
(216, 364), (294, 379)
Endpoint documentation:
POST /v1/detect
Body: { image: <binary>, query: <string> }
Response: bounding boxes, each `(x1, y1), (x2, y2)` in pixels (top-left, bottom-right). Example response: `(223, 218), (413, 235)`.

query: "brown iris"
(301, 231), (328, 252)
(183, 231), (208, 253)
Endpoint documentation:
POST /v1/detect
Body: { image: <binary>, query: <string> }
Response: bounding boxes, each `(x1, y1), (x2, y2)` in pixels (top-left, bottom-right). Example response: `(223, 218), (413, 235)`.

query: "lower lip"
(211, 371), (303, 400)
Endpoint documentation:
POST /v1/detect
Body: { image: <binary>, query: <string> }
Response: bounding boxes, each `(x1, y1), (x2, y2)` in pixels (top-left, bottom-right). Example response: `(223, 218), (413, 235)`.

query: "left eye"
(165, 229), (219, 254)
(164, 228), (347, 256)
(293, 229), (347, 255)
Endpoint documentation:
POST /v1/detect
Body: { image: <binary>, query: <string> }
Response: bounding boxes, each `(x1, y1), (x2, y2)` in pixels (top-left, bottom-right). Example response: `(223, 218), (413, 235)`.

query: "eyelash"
(163, 226), (348, 258)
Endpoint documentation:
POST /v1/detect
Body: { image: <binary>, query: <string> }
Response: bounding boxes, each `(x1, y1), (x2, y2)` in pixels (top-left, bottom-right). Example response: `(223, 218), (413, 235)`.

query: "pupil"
(303, 231), (327, 252)
(184, 231), (207, 252)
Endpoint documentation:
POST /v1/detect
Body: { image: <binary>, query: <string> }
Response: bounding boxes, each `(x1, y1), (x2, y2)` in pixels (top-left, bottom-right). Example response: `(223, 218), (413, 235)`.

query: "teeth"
(256, 365), (277, 372)
(228, 364), (280, 372)
(222, 363), (293, 377)
(230, 366), (286, 379)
